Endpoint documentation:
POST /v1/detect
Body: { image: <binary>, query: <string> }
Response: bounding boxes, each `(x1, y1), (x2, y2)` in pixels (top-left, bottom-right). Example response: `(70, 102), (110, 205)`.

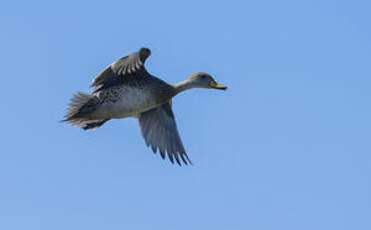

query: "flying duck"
(64, 47), (227, 165)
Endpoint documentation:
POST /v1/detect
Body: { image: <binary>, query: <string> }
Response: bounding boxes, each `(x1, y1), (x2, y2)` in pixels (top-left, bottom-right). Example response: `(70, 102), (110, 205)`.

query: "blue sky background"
(1, 0), (370, 229)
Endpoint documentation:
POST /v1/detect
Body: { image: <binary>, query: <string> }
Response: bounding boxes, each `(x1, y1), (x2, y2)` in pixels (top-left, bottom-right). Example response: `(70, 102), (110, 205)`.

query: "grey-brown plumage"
(64, 47), (227, 165)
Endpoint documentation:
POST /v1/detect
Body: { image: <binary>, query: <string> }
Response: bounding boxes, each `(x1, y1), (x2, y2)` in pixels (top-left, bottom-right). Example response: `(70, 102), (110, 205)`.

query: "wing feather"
(139, 103), (192, 165)
(90, 47), (151, 93)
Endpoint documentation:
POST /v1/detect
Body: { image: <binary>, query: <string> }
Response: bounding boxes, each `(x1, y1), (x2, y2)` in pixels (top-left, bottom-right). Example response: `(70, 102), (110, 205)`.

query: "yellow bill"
(209, 81), (227, 90)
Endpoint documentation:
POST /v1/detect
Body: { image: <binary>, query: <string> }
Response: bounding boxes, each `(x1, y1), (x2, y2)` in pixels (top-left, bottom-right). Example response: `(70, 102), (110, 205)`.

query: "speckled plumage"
(64, 47), (227, 165)
(93, 80), (173, 119)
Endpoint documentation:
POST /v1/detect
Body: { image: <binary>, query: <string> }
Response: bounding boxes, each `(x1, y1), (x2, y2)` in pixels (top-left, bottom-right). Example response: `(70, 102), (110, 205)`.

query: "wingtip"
(138, 47), (151, 62)
(184, 153), (193, 166)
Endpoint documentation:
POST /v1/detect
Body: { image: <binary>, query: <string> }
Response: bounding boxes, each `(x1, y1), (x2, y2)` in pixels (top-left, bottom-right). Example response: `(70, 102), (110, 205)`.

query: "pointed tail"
(63, 92), (109, 130)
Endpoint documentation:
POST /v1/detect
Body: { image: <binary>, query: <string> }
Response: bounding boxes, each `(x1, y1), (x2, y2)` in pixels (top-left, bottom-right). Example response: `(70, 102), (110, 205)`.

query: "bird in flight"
(63, 47), (227, 165)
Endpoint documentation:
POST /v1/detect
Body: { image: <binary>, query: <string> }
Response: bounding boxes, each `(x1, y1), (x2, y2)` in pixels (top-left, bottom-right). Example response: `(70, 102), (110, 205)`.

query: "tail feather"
(63, 92), (109, 130)
(82, 119), (110, 130)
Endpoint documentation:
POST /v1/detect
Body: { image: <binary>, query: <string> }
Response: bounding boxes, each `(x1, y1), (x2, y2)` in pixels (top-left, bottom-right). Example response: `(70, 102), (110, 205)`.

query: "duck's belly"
(95, 86), (163, 118)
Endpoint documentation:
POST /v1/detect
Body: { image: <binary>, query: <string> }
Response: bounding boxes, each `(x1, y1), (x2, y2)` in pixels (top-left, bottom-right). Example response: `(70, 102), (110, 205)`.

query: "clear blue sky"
(1, 0), (370, 229)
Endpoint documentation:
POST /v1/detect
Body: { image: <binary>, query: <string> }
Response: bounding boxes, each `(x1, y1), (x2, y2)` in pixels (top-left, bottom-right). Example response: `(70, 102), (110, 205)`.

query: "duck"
(64, 47), (227, 165)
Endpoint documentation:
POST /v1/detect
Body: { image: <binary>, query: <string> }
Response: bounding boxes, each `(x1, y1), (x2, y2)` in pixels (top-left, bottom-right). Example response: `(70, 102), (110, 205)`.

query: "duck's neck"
(172, 79), (196, 96)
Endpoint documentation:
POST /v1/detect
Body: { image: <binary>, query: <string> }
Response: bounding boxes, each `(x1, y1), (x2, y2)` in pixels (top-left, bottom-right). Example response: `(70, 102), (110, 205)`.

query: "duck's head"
(187, 72), (227, 90)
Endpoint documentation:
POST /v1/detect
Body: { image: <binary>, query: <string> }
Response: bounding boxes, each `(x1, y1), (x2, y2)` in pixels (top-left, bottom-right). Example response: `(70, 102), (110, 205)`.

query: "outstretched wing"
(139, 103), (192, 166)
(90, 47), (152, 93)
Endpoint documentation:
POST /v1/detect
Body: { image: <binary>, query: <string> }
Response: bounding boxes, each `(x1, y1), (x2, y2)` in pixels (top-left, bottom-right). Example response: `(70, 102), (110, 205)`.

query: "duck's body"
(64, 47), (227, 165)
(93, 76), (173, 119)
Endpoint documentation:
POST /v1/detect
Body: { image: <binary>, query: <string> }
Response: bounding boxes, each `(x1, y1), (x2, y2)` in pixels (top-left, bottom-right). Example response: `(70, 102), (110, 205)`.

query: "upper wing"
(139, 103), (192, 166)
(90, 47), (152, 93)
